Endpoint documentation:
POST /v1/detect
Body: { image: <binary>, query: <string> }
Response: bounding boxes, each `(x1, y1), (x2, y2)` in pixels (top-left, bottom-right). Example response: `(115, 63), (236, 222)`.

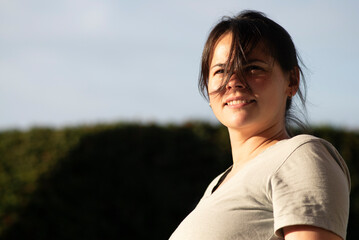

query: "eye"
(213, 69), (224, 76)
(244, 65), (265, 75)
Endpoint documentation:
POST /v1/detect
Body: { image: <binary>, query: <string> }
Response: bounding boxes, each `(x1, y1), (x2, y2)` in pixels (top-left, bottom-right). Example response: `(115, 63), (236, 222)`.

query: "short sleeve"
(271, 139), (350, 239)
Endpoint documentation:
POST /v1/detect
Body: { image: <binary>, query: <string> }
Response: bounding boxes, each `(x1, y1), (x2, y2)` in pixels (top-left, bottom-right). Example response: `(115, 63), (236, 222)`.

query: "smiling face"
(208, 33), (294, 136)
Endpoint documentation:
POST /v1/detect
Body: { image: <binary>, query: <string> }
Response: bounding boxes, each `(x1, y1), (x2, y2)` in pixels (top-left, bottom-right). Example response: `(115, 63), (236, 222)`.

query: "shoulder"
(278, 134), (350, 184)
(271, 135), (350, 239)
(266, 134), (333, 165)
(272, 134), (350, 190)
(264, 134), (349, 179)
(282, 134), (334, 151)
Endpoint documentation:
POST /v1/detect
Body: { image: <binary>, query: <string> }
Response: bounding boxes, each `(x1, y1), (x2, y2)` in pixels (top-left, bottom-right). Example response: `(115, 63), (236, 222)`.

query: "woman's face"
(208, 33), (293, 134)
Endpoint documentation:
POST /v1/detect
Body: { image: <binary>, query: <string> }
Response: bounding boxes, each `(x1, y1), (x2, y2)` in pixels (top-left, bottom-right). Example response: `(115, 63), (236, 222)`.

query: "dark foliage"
(0, 123), (357, 239)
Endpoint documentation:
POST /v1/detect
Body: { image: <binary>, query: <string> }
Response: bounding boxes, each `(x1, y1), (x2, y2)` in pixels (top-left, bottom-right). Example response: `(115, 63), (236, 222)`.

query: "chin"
(221, 114), (264, 130)
(221, 119), (252, 130)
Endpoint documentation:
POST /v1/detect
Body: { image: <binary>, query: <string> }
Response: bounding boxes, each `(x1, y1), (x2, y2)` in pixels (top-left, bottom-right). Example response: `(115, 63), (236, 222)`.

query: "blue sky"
(1, 0), (359, 130)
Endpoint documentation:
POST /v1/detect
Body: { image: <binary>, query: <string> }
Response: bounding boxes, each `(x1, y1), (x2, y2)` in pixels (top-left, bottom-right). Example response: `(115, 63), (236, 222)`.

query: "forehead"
(209, 33), (232, 66)
(210, 33), (273, 67)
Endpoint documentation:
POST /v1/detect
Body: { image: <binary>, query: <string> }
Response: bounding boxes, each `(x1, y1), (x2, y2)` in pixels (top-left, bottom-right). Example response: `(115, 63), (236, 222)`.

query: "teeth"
(227, 100), (252, 105)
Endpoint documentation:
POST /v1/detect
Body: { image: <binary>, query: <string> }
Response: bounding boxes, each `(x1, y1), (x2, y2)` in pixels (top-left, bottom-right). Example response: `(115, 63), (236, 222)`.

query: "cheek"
(208, 77), (223, 93)
(249, 73), (270, 85)
(208, 81), (216, 93)
(251, 76), (289, 106)
(209, 99), (224, 122)
(209, 94), (224, 118)
(247, 77), (271, 95)
(209, 94), (221, 106)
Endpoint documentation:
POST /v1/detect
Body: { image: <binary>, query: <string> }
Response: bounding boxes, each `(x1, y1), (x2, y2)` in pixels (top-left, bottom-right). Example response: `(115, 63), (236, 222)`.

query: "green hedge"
(0, 123), (358, 239)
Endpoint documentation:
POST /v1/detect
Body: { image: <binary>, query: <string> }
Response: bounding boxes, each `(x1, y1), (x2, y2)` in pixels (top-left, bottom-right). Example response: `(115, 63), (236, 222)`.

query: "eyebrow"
(210, 59), (270, 69)
(210, 63), (225, 69)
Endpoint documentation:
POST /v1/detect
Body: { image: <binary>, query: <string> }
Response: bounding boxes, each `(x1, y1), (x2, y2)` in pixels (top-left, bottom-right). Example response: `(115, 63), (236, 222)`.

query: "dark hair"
(199, 10), (307, 130)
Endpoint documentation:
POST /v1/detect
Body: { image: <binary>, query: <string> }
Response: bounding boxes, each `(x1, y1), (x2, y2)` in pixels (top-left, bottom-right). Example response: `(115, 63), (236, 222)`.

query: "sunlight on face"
(208, 33), (292, 135)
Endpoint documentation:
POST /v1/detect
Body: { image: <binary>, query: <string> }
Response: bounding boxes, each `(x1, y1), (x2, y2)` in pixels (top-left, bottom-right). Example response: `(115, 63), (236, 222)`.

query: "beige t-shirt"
(169, 135), (350, 240)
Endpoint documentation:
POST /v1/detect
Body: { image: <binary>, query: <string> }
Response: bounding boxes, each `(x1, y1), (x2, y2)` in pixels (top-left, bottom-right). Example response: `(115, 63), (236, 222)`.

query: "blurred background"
(1, 0), (359, 239)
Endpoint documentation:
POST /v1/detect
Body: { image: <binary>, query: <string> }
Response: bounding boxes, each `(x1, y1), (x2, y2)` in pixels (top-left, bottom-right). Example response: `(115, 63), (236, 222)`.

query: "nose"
(226, 75), (245, 90)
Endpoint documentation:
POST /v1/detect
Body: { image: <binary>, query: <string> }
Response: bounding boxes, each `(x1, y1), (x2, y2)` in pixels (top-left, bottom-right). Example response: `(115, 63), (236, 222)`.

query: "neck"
(228, 125), (289, 171)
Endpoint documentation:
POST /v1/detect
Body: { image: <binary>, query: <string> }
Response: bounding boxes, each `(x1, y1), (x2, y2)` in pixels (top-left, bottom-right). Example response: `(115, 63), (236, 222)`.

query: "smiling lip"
(224, 96), (256, 107)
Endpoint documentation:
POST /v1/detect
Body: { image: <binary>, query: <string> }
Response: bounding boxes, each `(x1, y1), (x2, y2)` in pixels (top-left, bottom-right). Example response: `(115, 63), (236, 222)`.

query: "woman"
(170, 10), (350, 240)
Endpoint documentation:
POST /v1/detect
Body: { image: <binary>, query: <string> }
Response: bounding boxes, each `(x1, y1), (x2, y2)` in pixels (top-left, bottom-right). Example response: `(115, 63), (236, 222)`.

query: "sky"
(1, 0), (359, 130)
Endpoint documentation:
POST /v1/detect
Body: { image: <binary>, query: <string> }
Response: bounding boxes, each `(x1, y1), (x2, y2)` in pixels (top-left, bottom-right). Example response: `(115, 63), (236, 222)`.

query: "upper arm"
(283, 225), (343, 240)
(272, 139), (350, 239)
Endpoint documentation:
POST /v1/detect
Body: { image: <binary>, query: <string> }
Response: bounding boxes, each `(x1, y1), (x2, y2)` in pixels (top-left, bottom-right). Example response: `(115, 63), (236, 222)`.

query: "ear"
(287, 67), (300, 97)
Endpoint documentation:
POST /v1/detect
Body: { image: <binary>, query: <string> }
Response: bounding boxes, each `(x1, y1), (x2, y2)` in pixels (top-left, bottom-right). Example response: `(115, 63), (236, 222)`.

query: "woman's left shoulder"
(283, 134), (351, 187)
(287, 134), (334, 148)
(286, 134), (344, 163)
(272, 134), (351, 239)
(275, 134), (341, 164)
